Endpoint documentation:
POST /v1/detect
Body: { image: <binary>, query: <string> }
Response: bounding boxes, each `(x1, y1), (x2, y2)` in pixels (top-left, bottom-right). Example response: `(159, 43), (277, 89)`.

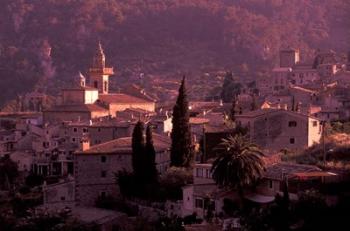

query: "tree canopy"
(171, 76), (193, 167)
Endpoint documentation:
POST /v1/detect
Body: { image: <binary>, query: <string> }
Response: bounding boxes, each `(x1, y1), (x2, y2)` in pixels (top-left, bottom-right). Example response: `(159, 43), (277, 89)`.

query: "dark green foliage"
(25, 173), (44, 188)
(95, 195), (116, 210)
(154, 216), (185, 231)
(211, 135), (265, 199)
(171, 76), (193, 167)
(11, 195), (43, 217)
(132, 121), (145, 179)
(131, 122), (158, 183)
(220, 72), (241, 103)
(230, 97), (237, 122)
(116, 167), (193, 202)
(115, 170), (136, 198)
(144, 125), (158, 183)
(0, 154), (18, 190)
(0, 1), (348, 107)
(0, 208), (99, 231)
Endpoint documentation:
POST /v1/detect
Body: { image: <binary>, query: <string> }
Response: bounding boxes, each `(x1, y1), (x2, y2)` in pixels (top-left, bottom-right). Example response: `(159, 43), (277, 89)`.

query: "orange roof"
(45, 104), (108, 112)
(99, 93), (153, 104)
(293, 171), (337, 178)
(189, 117), (210, 125)
(77, 133), (170, 154)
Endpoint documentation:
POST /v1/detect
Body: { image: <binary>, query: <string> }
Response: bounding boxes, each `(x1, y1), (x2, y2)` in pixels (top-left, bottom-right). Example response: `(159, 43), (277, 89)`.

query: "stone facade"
(236, 109), (322, 151)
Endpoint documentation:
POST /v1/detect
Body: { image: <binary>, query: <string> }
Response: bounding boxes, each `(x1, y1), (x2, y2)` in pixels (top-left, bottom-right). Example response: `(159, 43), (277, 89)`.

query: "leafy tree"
(171, 76), (193, 167)
(211, 135), (265, 202)
(0, 154), (18, 190)
(132, 121), (145, 180)
(145, 124), (158, 183)
(221, 72), (241, 103)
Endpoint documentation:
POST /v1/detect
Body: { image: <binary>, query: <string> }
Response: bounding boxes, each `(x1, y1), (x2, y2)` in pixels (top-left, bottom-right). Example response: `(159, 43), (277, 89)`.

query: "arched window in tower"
(104, 81), (108, 93)
(94, 81), (98, 89)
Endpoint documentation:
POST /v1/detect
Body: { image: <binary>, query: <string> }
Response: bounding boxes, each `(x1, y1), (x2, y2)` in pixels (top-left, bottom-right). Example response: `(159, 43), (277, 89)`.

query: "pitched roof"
(121, 84), (158, 102)
(264, 162), (321, 180)
(236, 108), (318, 120)
(77, 133), (171, 154)
(45, 104), (108, 112)
(290, 85), (316, 94)
(62, 86), (98, 91)
(99, 93), (154, 104)
(189, 117), (210, 125)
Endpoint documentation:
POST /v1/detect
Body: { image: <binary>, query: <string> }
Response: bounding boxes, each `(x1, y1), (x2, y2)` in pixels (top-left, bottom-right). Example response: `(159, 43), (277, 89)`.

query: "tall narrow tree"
(145, 125), (158, 183)
(221, 71), (241, 103)
(132, 121), (145, 180)
(171, 76), (193, 167)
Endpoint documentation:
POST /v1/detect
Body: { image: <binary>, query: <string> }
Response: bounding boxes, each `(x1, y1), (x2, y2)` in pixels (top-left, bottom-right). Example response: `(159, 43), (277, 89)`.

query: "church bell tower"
(89, 42), (114, 94)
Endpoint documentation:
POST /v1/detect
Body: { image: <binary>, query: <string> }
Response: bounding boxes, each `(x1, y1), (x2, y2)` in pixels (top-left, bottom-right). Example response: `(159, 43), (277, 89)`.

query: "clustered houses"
(43, 43), (156, 123)
(0, 43), (172, 208)
(2, 43), (350, 228)
(254, 48), (350, 122)
(180, 160), (334, 219)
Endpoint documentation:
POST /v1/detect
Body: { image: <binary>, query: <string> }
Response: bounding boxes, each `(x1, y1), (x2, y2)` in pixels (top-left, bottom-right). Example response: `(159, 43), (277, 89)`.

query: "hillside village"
(1, 43), (350, 230)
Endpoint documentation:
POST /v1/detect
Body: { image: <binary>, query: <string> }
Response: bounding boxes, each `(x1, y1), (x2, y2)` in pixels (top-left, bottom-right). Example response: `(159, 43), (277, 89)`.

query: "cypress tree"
(132, 121), (145, 179)
(145, 124), (158, 183)
(171, 76), (193, 167)
(221, 71), (241, 103)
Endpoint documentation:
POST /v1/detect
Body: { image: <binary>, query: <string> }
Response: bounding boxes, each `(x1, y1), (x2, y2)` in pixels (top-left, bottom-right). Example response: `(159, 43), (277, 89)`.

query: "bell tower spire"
(89, 42), (114, 94)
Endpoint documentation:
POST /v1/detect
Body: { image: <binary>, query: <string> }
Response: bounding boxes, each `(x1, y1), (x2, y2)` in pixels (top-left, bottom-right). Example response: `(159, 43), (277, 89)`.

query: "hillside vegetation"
(0, 0), (349, 106)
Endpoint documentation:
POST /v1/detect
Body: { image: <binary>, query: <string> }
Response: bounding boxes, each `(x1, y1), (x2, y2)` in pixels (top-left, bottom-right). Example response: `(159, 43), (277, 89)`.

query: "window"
(195, 198), (203, 208)
(269, 180), (273, 189)
(97, 128), (101, 132)
(196, 168), (203, 177)
(313, 121), (318, 127)
(104, 81), (108, 92)
(73, 127), (78, 132)
(101, 171), (107, 178)
(288, 121), (297, 127)
(205, 169), (210, 178)
(72, 138), (76, 142)
(61, 196), (66, 201)
(83, 128), (88, 133)
(94, 81), (98, 89)
(101, 156), (106, 163)
(100, 191), (106, 198)
(290, 138), (295, 144)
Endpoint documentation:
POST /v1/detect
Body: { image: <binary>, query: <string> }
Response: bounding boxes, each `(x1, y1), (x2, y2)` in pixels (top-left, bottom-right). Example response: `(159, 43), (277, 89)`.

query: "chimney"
(80, 136), (90, 151)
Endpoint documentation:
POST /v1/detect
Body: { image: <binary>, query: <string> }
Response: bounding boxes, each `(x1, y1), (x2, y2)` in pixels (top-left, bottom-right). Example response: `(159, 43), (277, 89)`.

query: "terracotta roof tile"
(99, 94), (153, 104)
(77, 133), (170, 154)
(45, 104), (108, 112)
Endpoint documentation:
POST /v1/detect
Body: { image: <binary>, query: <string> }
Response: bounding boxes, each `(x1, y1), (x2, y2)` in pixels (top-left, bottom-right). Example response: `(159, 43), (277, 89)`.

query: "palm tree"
(211, 135), (265, 201)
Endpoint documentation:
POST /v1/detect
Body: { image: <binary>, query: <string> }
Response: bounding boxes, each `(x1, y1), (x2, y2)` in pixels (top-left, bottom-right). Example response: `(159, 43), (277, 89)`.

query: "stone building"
(44, 43), (155, 123)
(236, 109), (322, 152)
(74, 133), (171, 206)
(279, 48), (300, 68)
